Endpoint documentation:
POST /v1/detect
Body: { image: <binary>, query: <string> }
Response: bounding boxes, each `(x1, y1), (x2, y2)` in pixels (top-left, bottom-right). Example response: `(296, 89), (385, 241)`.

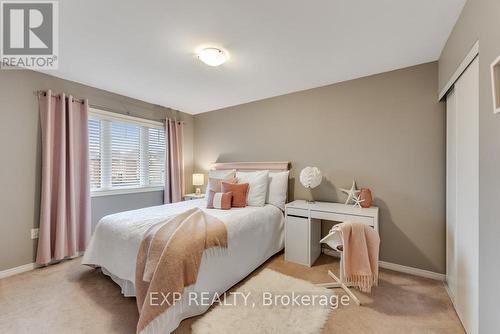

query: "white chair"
(316, 228), (361, 306)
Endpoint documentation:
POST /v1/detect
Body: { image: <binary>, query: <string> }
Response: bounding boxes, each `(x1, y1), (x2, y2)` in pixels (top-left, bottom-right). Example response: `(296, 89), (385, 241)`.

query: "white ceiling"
(53, 0), (465, 114)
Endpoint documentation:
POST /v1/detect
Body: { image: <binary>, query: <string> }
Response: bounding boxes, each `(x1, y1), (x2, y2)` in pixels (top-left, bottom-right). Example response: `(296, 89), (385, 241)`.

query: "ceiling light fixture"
(197, 47), (228, 67)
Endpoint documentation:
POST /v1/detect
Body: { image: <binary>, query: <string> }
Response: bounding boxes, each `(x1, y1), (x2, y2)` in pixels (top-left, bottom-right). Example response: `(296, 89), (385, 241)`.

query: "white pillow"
(206, 169), (236, 195)
(236, 170), (269, 207)
(266, 171), (289, 210)
(209, 169), (236, 179)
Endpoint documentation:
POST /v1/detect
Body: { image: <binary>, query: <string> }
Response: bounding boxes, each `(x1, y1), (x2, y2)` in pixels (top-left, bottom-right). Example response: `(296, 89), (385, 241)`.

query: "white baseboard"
(322, 248), (445, 281)
(378, 260), (445, 281)
(0, 252), (84, 280)
(0, 263), (37, 279)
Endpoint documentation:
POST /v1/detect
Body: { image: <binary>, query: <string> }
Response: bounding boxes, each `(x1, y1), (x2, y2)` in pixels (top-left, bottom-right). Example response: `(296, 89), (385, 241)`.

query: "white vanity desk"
(284, 200), (379, 267)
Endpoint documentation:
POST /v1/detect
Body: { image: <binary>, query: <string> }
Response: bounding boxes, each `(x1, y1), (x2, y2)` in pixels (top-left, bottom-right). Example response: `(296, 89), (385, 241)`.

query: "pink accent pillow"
(221, 182), (249, 208)
(206, 191), (233, 210)
(206, 177), (237, 194)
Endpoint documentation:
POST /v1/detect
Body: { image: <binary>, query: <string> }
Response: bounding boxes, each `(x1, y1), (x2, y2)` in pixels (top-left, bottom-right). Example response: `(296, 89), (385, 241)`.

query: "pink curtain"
(36, 90), (91, 265)
(164, 119), (184, 203)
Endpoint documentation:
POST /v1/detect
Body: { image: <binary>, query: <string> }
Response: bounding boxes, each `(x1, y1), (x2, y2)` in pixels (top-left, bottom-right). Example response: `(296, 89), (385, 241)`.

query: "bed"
(82, 162), (289, 333)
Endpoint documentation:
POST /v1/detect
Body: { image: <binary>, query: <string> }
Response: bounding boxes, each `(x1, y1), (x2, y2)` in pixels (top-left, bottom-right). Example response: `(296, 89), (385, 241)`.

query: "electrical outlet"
(31, 228), (39, 239)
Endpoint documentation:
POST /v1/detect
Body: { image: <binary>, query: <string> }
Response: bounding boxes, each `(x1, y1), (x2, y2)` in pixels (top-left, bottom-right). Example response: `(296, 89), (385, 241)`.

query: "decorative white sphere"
(299, 167), (322, 189)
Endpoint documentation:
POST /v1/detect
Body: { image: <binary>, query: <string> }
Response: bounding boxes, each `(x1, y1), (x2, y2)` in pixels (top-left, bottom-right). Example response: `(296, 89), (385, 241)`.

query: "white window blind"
(111, 121), (141, 188)
(148, 127), (166, 186)
(88, 109), (166, 194)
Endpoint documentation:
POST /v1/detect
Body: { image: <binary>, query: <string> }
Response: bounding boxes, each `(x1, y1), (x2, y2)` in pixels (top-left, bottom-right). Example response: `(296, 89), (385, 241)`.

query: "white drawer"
(286, 206), (374, 227)
(310, 211), (374, 226)
(286, 207), (308, 217)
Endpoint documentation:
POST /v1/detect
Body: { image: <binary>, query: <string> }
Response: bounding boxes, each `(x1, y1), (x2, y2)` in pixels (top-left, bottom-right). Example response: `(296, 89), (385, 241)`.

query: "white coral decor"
(299, 167), (322, 189)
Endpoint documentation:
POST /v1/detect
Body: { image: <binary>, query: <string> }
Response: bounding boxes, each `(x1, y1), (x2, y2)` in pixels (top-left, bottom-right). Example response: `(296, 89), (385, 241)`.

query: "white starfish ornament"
(340, 180), (360, 205)
(352, 194), (365, 208)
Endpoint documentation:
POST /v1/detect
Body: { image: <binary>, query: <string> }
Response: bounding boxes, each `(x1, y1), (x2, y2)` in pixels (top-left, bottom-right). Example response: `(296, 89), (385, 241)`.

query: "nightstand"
(284, 200), (379, 267)
(183, 193), (205, 201)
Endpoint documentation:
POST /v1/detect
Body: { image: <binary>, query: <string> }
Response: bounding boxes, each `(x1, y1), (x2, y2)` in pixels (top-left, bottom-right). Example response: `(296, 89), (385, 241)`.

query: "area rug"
(191, 269), (334, 334)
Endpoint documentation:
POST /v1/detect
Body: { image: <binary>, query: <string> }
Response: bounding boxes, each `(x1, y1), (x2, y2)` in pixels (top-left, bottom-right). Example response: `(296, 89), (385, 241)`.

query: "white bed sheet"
(82, 199), (284, 333)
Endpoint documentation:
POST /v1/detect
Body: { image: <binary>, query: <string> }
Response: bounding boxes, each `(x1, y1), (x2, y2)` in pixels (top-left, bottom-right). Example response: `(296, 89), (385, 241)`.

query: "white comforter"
(82, 199), (284, 333)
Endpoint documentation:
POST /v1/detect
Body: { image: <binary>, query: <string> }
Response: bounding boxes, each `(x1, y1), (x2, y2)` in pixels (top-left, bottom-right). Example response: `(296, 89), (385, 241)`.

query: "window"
(88, 109), (166, 195)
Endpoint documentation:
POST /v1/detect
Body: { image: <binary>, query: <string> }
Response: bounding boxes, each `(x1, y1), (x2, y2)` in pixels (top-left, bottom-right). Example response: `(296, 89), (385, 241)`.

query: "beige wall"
(439, 0), (500, 332)
(194, 62), (446, 273)
(0, 70), (194, 271)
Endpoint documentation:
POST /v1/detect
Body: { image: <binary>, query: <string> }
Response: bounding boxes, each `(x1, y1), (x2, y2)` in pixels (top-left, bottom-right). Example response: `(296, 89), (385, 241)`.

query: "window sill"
(91, 186), (164, 198)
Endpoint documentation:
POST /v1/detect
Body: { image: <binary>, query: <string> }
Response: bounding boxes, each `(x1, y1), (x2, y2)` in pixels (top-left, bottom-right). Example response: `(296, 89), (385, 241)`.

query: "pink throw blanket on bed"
(135, 208), (228, 333)
(333, 222), (380, 293)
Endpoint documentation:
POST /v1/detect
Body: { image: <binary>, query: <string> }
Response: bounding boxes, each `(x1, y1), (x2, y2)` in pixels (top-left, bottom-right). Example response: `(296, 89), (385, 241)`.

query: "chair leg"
(316, 282), (342, 288)
(328, 270), (340, 281)
(316, 255), (362, 306)
(340, 283), (361, 306)
(316, 270), (342, 288)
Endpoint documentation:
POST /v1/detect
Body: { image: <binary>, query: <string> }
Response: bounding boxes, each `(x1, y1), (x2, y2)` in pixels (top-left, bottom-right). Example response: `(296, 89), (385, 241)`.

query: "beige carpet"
(0, 253), (465, 334)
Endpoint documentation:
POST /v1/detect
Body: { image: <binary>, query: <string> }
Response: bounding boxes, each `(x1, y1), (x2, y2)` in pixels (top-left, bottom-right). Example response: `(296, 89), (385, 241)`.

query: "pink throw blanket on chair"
(333, 222), (380, 293)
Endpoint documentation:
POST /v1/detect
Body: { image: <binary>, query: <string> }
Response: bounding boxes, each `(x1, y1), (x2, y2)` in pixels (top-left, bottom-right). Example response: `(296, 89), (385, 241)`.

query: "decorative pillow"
(206, 176), (237, 194)
(221, 182), (249, 208)
(266, 171), (289, 210)
(236, 170), (269, 206)
(206, 191), (233, 210)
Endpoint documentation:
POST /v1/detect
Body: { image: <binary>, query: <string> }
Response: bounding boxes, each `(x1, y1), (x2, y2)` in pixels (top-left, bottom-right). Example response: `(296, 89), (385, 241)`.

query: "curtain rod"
(34, 90), (86, 104)
(33, 90), (184, 124)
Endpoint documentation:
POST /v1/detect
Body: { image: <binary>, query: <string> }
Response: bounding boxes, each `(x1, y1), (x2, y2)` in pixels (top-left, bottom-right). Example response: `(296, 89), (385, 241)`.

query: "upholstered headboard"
(212, 161), (290, 172)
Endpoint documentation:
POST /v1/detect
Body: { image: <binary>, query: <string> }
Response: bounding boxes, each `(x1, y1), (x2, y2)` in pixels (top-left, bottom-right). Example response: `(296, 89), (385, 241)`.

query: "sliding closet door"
(446, 57), (479, 334)
(446, 86), (457, 302)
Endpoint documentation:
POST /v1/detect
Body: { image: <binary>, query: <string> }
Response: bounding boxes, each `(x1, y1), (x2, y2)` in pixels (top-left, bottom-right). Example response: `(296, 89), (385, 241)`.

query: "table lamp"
(192, 173), (205, 195)
(299, 166), (322, 203)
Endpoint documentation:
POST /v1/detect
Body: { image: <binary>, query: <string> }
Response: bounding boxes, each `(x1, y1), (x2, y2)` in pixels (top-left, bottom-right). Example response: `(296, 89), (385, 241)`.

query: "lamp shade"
(192, 173), (205, 186)
(299, 167), (322, 189)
